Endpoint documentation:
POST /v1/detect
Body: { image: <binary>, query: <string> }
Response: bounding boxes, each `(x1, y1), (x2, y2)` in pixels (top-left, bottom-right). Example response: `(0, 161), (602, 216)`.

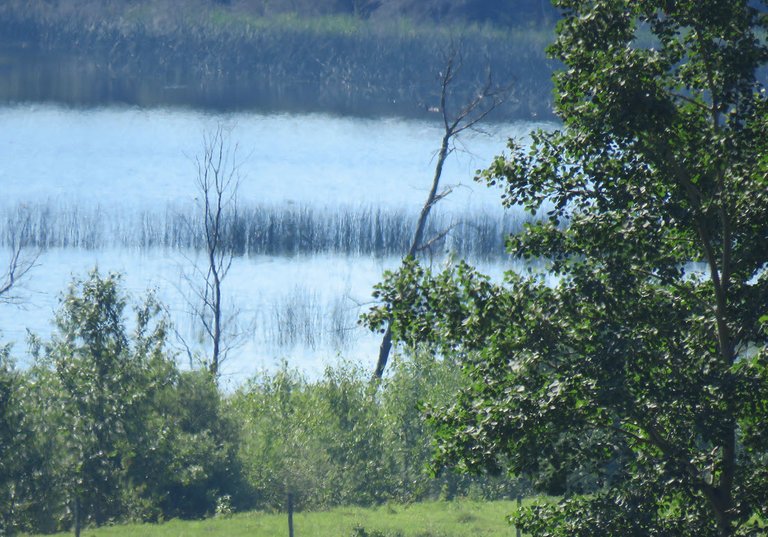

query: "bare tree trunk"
(183, 125), (243, 381)
(73, 496), (81, 537)
(287, 492), (294, 537)
(373, 325), (393, 379)
(372, 47), (508, 380)
(208, 240), (223, 378)
(372, 129), (450, 381)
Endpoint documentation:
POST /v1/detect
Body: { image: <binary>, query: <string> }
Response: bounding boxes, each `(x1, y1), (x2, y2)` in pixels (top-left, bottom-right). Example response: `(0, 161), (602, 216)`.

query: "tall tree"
(183, 126), (244, 379)
(372, 46), (509, 380)
(365, 1), (768, 536)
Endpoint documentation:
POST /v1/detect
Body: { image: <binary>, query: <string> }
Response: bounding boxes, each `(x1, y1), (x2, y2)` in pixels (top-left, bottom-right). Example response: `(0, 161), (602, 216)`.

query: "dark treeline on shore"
(0, 0), (558, 119)
(0, 201), (538, 260)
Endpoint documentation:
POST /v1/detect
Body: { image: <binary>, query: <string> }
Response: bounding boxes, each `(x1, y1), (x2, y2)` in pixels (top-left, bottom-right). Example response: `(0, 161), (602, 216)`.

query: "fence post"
(73, 496), (81, 537)
(287, 492), (294, 537)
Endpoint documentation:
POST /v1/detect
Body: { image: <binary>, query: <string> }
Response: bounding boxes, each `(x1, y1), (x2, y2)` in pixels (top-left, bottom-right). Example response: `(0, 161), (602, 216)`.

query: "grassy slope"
(22, 500), (528, 537)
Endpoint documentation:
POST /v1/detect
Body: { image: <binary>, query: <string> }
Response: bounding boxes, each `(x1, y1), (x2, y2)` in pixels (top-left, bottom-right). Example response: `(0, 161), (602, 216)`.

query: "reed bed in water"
(262, 285), (359, 351)
(0, 7), (556, 119)
(173, 283), (360, 353)
(0, 201), (537, 260)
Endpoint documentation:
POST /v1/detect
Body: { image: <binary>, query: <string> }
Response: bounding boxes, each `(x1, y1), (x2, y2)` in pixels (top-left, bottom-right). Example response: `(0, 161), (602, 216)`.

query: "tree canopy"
(365, 1), (768, 536)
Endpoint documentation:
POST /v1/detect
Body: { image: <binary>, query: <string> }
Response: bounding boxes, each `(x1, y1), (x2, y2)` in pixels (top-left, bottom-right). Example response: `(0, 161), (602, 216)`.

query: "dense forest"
(0, 0), (559, 118)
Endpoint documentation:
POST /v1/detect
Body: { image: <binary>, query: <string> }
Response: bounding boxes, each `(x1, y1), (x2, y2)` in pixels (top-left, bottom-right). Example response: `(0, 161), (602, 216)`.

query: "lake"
(0, 104), (552, 384)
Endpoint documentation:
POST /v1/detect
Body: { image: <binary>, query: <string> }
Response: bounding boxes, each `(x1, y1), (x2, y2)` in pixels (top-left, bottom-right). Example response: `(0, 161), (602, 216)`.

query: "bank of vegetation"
(0, 270), (532, 535)
(0, 0), (558, 119)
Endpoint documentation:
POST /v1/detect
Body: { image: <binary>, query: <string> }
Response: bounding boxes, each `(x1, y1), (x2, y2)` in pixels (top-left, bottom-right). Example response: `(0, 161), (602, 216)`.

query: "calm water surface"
(0, 105), (552, 382)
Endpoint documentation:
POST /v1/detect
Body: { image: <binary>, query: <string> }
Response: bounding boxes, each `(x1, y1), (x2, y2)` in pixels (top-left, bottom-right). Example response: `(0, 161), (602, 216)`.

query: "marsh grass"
(0, 201), (535, 261)
(20, 500), (532, 537)
(0, 4), (556, 118)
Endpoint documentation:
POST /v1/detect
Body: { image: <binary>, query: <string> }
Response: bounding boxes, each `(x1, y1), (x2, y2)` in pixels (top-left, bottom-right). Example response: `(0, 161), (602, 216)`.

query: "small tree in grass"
(365, 1), (768, 536)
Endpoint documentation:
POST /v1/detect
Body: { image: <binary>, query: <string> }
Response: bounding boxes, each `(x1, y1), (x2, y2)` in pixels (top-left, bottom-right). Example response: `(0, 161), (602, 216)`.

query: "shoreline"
(0, 10), (558, 121)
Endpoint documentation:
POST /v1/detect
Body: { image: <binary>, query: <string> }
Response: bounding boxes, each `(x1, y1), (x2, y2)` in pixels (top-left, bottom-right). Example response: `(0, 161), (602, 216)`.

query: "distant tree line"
(0, 0), (559, 27)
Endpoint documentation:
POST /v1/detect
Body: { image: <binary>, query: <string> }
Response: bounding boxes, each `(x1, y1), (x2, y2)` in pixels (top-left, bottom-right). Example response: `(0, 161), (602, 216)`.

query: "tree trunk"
(371, 49), (506, 380)
(372, 134), (449, 380)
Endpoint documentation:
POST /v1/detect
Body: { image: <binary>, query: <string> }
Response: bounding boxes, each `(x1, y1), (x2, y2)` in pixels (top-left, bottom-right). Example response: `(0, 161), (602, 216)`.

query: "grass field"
(22, 500), (528, 537)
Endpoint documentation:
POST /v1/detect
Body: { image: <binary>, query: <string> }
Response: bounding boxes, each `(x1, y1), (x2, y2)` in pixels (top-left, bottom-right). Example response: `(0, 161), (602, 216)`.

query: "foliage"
(230, 355), (522, 511)
(232, 361), (392, 510)
(379, 352), (523, 502)
(1, 271), (250, 534)
(36, 271), (179, 526)
(2, 270), (520, 534)
(0, 350), (33, 535)
(152, 369), (250, 519)
(365, 1), (768, 536)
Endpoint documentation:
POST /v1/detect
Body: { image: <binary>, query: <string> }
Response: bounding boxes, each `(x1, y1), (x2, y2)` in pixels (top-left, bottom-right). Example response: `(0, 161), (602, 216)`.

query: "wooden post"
(516, 495), (522, 537)
(287, 492), (294, 537)
(73, 496), (81, 537)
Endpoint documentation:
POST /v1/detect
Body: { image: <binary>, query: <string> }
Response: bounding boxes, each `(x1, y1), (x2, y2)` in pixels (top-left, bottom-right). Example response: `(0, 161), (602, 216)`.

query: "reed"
(0, 201), (537, 261)
(0, 5), (556, 119)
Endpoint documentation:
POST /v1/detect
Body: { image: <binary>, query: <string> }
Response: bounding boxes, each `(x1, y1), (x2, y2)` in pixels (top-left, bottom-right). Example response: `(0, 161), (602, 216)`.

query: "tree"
(372, 45), (509, 380)
(1, 207), (39, 305)
(0, 350), (28, 535)
(39, 271), (176, 532)
(365, 1), (768, 536)
(182, 125), (245, 379)
(4, 271), (249, 532)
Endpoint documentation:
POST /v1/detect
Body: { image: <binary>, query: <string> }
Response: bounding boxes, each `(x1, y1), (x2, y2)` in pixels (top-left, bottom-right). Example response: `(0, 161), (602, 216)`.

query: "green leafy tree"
(0, 352), (63, 535)
(365, 1), (768, 536)
(0, 357), (71, 535)
(232, 362), (387, 510)
(1, 272), (250, 532)
(233, 364), (324, 510)
(157, 369), (250, 518)
(310, 364), (389, 506)
(0, 350), (27, 535)
(39, 271), (177, 529)
(380, 350), (523, 502)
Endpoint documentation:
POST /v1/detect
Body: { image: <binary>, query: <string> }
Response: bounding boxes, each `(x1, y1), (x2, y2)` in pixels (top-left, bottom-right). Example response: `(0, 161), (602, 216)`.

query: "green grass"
(22, 500), (530, 537)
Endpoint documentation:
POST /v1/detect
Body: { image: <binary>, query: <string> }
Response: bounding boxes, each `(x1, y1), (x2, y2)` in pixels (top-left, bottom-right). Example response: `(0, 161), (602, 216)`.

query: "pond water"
(0, 104), (553, 383)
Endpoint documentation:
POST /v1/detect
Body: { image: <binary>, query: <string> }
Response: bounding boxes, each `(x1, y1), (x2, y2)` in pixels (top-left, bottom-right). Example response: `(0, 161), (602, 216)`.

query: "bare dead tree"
(371, 45), (510, 381)
(1, 208), (40, 305)
(182, 125), (245, 379)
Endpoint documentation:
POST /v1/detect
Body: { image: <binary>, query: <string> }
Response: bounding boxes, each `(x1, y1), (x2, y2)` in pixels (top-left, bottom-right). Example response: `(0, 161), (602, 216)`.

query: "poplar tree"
(366, 1), (768, 535)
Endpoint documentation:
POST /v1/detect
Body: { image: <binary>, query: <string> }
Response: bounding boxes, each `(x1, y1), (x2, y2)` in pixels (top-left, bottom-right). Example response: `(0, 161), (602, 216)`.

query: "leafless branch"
(1, 209), (41, 305)
(179, 124), (250, 380)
